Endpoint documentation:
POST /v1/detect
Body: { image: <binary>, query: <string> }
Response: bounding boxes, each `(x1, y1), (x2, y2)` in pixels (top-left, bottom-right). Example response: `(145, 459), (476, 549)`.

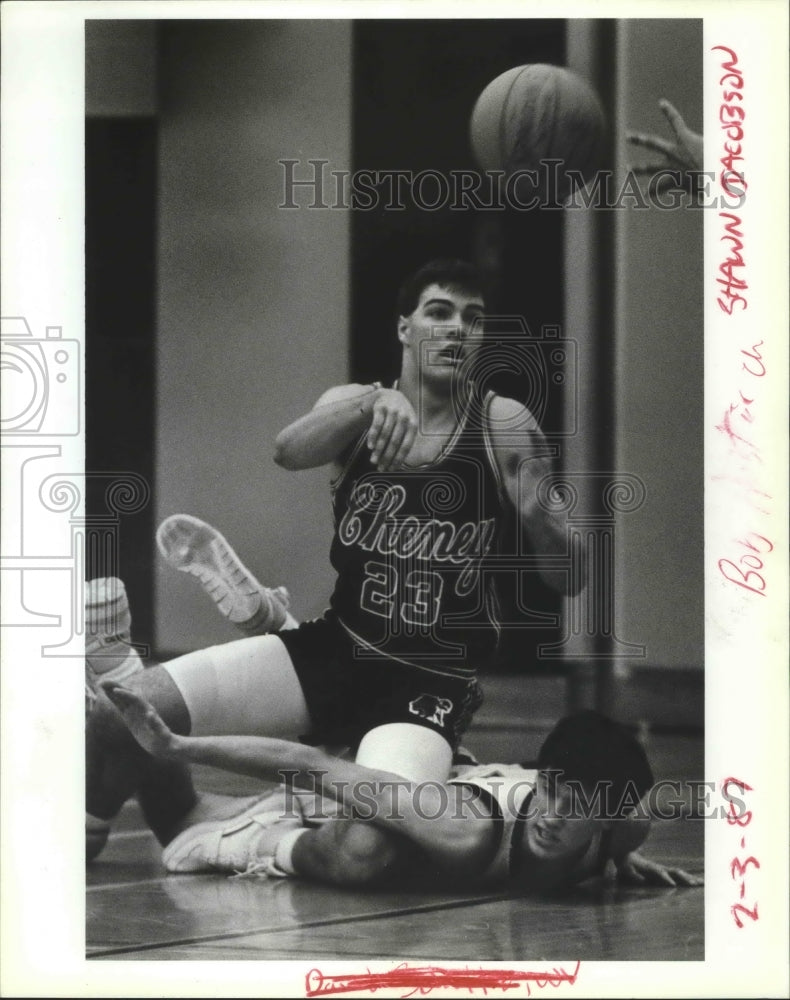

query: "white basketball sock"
(85, 577), (144, 683)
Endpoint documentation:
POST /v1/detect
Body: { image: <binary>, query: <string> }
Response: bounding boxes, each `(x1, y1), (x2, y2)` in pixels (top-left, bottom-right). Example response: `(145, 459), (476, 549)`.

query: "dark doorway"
(85, 118), (157, 643)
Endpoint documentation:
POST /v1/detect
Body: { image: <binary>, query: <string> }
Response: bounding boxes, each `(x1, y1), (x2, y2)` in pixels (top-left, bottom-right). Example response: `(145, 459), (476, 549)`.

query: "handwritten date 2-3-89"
(721, 777), (759, 929)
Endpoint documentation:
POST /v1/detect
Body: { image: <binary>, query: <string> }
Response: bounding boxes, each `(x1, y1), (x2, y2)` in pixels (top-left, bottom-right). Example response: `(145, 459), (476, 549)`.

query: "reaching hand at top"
(627, 99), (703, 195)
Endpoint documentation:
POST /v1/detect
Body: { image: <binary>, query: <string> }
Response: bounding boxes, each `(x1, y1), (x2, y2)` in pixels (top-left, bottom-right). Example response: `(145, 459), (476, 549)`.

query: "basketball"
(470, 64), (606, 204)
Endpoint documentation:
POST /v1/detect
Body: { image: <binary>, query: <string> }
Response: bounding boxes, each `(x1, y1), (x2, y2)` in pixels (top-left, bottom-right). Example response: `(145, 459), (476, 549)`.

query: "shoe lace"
(229, 858), (275, 880)
(228, 855), (290, 880)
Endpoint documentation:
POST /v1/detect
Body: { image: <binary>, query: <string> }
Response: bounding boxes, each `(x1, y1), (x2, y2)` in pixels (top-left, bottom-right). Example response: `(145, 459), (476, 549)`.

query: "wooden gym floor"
(87, 715), (704, 964)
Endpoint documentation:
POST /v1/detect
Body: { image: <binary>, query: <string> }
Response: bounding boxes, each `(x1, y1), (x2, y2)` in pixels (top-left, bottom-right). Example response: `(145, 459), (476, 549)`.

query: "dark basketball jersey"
(328, 384), (505, 678)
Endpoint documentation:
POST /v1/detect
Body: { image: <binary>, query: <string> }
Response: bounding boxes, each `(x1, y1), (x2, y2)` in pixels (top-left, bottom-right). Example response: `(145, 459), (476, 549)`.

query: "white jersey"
(449, 763), (613, 889)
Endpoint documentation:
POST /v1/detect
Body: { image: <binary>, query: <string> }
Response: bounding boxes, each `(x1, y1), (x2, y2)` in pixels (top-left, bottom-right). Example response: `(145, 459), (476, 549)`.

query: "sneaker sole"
(156, 514), (290, 628)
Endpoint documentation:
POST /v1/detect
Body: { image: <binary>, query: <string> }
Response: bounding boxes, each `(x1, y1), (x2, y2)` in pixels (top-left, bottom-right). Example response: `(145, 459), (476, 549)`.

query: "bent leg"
(278, 725), (450, 884)
(286, 724), (451, 885)
(291, 818), (419, 887)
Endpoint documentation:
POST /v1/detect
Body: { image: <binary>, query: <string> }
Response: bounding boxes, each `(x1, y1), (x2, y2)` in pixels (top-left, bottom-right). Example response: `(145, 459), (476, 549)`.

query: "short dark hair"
(396, 258), (486, 318)
(537, 711), (654, 819)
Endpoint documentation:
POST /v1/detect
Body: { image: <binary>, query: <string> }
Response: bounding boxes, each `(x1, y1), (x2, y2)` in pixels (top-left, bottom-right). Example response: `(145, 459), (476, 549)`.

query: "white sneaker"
(156, 514), (293, 634)
(162, 800), (304, 874)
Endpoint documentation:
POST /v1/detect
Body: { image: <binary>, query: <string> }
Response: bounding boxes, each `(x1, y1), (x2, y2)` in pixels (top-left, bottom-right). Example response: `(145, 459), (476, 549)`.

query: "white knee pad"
(162, 634), (311, 737)
(355, 723), (453, 782)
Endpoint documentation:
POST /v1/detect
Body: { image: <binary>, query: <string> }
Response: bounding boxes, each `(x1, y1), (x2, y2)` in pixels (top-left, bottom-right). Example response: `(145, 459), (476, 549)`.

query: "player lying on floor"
(103, 682), (702, 893)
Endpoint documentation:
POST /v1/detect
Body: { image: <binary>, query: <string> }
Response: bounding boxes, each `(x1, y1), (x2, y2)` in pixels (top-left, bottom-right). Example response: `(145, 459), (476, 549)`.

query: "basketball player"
(104, 682), (702, 892)
(87, 258), (582, 857)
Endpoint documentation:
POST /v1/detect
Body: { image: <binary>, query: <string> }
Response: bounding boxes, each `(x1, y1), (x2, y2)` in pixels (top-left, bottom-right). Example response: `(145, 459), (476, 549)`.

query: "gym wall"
(565, 19), (703, 699)
(86, 20), (352, 654)
(614, 20), (704, 674)
(153, 21), (352, 651)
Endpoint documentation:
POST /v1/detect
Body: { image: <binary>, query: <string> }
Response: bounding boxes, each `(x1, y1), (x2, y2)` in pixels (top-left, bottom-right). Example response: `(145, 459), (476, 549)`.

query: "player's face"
(398, 284), (485, 379)
(523, 770), (602, 861)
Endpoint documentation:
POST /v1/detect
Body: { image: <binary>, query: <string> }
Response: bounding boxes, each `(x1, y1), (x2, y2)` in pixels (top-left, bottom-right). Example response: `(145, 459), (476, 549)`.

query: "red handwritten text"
(721, 778), (759, 929)
(715, 333), (773, 594)
(305, 962), (582, 998)
(718, 532), (773, 597)
(716, 386), (759, 459)
(712, 46), (747, 314)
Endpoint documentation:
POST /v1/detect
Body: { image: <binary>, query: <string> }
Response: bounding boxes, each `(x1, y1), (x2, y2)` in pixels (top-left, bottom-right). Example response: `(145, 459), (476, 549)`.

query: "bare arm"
(273, 384), (419, 472)
(273, 383), (379, 470)
(103, 683), (494, 872)
(488, 396), (584, 595)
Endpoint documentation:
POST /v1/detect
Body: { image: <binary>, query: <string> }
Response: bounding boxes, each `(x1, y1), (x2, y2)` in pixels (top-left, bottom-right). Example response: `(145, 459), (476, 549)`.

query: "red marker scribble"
(716, 393), (759, 458)
(305, 961), (581, 998)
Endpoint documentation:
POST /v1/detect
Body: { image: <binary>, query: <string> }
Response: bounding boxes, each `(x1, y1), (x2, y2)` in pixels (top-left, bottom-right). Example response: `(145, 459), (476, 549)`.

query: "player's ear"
(397, 315), (411, 344)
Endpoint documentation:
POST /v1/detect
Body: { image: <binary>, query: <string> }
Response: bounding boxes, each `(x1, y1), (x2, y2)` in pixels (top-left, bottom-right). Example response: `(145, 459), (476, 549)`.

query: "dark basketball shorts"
(277, 615), (485, 753)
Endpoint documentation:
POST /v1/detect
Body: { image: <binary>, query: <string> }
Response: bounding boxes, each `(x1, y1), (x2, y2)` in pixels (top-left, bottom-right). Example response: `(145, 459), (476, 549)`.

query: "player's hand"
(101, 681), (179, 759)
(627, 99), (703, 195)
(616, 850), (703, 888)
(367, 388), (418, 471)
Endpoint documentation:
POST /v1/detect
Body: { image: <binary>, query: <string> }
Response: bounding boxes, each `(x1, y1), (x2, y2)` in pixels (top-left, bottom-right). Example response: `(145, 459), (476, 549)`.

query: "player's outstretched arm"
(273, 383), (380, 470)
(274, 384), (418, 472)
(488, 396), (585, 596)
(103, 681), (356, 784)
(103, 683), (495, 873)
